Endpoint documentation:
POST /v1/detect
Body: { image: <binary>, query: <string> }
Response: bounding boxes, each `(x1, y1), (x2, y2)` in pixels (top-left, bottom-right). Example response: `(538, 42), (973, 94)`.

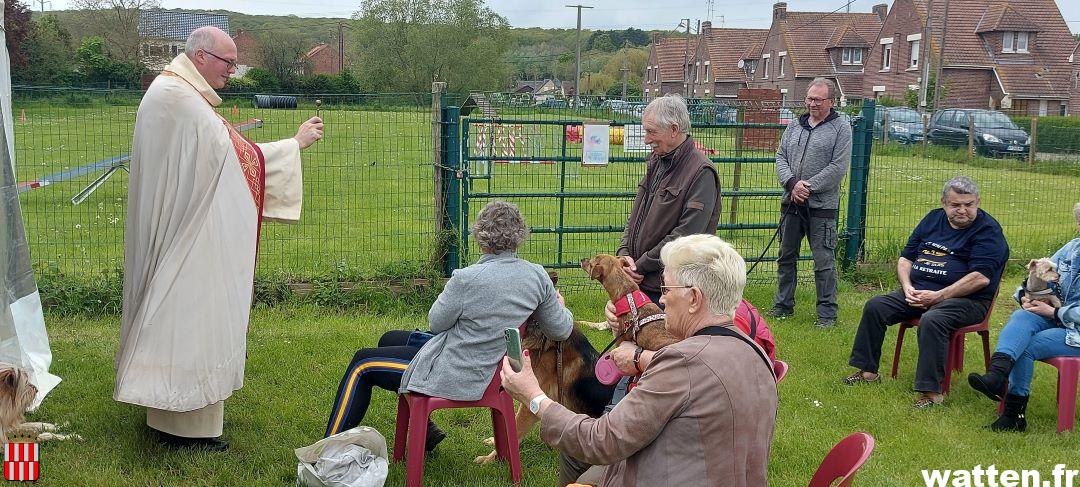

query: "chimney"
(701, 21), (712, 37)
(773, 2), (787, 20)
(873, 3), (888, 22)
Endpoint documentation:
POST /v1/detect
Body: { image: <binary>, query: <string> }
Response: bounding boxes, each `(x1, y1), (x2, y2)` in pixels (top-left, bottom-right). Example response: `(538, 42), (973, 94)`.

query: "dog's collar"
(1026, 287), (1056, 296)
(613, 290), (652, 317)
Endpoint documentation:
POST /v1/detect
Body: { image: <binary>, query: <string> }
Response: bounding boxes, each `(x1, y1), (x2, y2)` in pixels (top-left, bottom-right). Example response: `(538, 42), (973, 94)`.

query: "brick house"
(865, 0), (1075, 116)
(232, 30), (260, 77)
(1071, 43), (1080, 115)
(138, 10), (230, 72)
(302, 43), (342, 76)
(749, 2), (886, 106)
(689, 22), (768, 100)
(644, 37), (698, 101)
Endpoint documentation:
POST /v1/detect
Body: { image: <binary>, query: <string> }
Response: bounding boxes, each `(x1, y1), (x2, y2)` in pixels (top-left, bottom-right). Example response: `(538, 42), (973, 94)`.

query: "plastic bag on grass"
(296, 426), (389, 487)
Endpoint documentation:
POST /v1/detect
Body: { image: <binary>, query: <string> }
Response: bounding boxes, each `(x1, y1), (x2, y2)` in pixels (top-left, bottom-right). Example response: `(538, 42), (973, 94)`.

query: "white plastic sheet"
(0, 5), (61, 409)
(295, 426), (389, 487)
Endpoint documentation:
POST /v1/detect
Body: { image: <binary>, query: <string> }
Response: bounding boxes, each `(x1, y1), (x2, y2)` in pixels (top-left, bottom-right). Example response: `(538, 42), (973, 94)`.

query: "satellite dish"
(737, 60), (745, 68)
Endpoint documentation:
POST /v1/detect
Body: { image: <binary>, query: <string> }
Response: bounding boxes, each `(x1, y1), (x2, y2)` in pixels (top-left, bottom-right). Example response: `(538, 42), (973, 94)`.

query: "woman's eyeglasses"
(660, 284), (693, 295)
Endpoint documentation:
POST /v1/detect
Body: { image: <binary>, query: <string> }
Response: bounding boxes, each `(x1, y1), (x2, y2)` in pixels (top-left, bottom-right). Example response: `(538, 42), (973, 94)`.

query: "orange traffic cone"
(19, 109), (27, 124)
(232, 104), (239, 118)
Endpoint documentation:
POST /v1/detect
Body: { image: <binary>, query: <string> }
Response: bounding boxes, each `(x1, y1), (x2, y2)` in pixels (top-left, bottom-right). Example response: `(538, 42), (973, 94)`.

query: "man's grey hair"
(185, 27), (220, 56)
(643, 94), (691, 134)
(941, 176), (979, 200)
(660, 234), (746, 318)
(807, 77), (836, 100)
(471, 200), (529, 253)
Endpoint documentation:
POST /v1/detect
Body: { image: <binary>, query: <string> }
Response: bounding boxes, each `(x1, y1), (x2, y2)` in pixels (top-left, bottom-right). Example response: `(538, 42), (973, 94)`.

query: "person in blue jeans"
(969, 202), (1080, 431)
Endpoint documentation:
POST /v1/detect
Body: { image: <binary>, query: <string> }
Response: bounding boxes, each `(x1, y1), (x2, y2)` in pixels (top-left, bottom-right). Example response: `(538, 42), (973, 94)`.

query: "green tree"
(242, 68), (281, 92)
(15, 14), (78, 85)
(255, 32), (307, 92)
(75, 36), (143, 87)
(352, 0), (511, 92)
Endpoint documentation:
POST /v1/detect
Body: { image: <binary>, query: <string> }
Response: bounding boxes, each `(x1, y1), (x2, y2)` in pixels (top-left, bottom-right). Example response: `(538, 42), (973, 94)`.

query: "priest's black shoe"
(154, 430), (229, 452)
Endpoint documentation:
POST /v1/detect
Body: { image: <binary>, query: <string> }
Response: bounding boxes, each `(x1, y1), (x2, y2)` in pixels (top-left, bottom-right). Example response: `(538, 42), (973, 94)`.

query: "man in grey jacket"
(768, 78), (851, 328)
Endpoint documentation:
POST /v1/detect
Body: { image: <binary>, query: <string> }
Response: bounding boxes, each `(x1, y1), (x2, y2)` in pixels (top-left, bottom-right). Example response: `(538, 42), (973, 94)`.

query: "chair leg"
(979, 331), (991, 372)
(405, 401), (430, 487)
(491, 407), (509, 461)
(498, 395), (523, 484)
(1056, 365), (1078, 433)
(891, 326), (908, 378)
(393, 395), (410, 462)
(952, 334), (966, 374)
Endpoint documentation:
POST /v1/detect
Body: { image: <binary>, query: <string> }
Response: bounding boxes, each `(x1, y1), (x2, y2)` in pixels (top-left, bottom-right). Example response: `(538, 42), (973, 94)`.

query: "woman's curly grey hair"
(471, 200), (529, 253)
(1074, 201), (1080, 225)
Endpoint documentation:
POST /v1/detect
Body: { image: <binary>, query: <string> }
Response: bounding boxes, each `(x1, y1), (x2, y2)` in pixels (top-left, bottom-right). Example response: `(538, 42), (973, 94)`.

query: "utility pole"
(620, 40), (630, 100)
(34, 0), (51, 11)
(338, 22), (345, 73)
(931, 0), (951, 112)
(918, 0), (934, 107)
(681, 18), (691, 98)
(567, 4), (594, 108)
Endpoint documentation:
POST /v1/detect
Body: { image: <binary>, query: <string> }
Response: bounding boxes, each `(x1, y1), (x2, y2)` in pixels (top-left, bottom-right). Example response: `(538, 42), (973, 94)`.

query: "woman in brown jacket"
(502, 234), (778, 487)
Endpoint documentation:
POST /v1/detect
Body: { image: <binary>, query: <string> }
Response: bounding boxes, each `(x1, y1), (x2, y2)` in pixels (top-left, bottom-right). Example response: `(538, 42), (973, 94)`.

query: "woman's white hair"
(1073, 201), (1080, 225)
(643, 94), (691, 135)
(471, 199), (529, 253)
(660, 234), (746, 317)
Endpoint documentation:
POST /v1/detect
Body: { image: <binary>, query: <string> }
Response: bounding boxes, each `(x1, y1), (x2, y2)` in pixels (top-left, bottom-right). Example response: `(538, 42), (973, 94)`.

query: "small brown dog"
(580, 254), (678, 351)
(0, 364), (79, 442)
(1026, 258), (1062, 307)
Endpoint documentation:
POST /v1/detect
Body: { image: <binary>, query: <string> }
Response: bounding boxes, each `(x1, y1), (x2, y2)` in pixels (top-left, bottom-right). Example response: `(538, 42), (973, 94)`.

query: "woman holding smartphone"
(322, 200), (573, 450)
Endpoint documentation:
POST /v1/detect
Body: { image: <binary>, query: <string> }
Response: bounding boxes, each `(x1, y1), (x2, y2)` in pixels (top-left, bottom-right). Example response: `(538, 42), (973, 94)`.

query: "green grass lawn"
(26, 278), (1080, 486)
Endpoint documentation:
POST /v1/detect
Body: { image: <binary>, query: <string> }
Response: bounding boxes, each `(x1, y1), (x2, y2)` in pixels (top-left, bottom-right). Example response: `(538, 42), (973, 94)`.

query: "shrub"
(1010, 116), (1080, 154)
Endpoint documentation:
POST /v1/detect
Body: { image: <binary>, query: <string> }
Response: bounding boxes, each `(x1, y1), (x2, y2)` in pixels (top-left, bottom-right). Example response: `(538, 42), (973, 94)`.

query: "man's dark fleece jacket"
(618, 135), (720, 294)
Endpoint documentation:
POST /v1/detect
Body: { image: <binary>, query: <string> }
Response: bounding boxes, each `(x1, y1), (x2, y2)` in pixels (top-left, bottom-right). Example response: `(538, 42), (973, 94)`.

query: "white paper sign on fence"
(624, 124), (648, 153)
(582, 123), (610, 166)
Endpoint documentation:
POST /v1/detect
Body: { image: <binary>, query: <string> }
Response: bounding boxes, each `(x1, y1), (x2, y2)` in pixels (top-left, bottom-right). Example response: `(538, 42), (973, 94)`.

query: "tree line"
(6, 0), (654, 96)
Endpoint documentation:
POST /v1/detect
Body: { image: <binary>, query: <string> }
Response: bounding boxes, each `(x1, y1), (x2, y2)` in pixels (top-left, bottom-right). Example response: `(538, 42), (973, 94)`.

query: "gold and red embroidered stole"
(217, 115), (266, 215)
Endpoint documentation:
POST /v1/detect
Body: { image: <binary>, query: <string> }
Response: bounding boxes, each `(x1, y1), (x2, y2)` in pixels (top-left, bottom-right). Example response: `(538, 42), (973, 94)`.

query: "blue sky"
(43, 0), (1080, 33)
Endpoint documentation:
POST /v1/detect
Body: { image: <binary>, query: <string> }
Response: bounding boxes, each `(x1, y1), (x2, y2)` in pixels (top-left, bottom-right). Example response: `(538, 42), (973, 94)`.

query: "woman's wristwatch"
(529, 393), (549, 414)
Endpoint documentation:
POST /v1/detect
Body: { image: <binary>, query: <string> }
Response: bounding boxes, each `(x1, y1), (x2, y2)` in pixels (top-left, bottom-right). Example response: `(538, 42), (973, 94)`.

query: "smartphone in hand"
(504, 328), (523, 372)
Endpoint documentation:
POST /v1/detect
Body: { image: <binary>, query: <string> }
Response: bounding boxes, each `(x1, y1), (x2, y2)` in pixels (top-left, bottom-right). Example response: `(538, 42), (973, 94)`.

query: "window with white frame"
(909, 40), (920, 68)
(881, 42), (892, 70)
(762, 55), (770, 78)
(779, 54), (785, 77)
(841, 48), (863, 65)
(1002, 32), (1031, 53)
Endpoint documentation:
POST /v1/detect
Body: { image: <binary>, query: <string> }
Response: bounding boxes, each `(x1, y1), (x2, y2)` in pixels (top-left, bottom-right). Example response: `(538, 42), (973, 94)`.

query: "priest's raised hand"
(295, 116), (324, 149)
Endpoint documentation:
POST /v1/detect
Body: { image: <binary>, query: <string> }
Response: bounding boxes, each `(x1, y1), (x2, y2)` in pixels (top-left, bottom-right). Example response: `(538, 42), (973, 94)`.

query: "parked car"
(927, 109), (1029, 158)
(535, 98), (568, 109)
(715, 106), (739, 123)
(873, 107), (925, 143)
(601, 99), (629, 112)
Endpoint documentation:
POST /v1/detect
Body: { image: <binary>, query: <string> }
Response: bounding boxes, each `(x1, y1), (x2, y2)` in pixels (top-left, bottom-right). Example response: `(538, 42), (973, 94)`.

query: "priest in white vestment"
(114, 27), (323, 451)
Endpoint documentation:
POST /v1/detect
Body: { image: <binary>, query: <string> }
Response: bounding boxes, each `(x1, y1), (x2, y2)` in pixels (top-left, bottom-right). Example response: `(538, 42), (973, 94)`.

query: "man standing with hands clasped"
(114, 26), (324, 451)
(768, 77), (851, 328)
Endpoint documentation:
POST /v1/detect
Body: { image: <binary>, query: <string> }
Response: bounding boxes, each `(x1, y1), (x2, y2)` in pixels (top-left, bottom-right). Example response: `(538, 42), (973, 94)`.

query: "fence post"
(882, 111), (889, 144)
(1028, 117), (1037, 165)
(442, 105), (463, 276)
(967, 112), (975, 160)
(432, 82), (447, 234)
(842, 100), (875, 271)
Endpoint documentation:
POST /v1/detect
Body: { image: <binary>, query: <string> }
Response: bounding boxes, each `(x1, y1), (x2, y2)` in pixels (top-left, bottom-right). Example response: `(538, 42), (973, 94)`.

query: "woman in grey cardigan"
(323, 200), (574, 450)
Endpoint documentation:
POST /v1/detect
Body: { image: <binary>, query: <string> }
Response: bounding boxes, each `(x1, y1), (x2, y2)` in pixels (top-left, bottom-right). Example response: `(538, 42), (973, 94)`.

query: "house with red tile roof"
(864, 0), (1075, 116)
(749, 2), (887, 106)
(644, 37), (698, 101)
(689, 22), (769, 100)
(302, 43), (342, 76)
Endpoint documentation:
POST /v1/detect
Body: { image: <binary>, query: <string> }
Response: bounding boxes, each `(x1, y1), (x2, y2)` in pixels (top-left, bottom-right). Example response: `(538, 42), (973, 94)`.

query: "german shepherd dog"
(474, 275), (617, 464)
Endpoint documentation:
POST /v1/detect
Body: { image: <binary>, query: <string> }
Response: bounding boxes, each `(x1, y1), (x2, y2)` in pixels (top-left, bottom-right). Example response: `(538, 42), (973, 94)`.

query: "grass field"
(25, 278), (1080, 486)
(13, 98), (1080, 290)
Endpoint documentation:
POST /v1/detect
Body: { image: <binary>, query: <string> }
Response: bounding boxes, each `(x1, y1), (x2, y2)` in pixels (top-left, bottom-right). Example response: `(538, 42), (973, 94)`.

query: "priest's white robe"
(114, 54), (303, 437)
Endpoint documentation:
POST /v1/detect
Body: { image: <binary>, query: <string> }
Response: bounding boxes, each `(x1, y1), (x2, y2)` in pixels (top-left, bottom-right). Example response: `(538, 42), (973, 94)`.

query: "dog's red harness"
(612, 290), (652, 317)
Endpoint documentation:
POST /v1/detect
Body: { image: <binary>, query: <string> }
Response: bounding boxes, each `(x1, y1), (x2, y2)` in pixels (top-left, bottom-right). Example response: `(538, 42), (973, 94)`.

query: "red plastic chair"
(392, 361), (522, 486)
(998, 357), (1080, 433)
(808, 432), (876, 487)
(890, 296), (996, 394)
(773, 359), (789, 383)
